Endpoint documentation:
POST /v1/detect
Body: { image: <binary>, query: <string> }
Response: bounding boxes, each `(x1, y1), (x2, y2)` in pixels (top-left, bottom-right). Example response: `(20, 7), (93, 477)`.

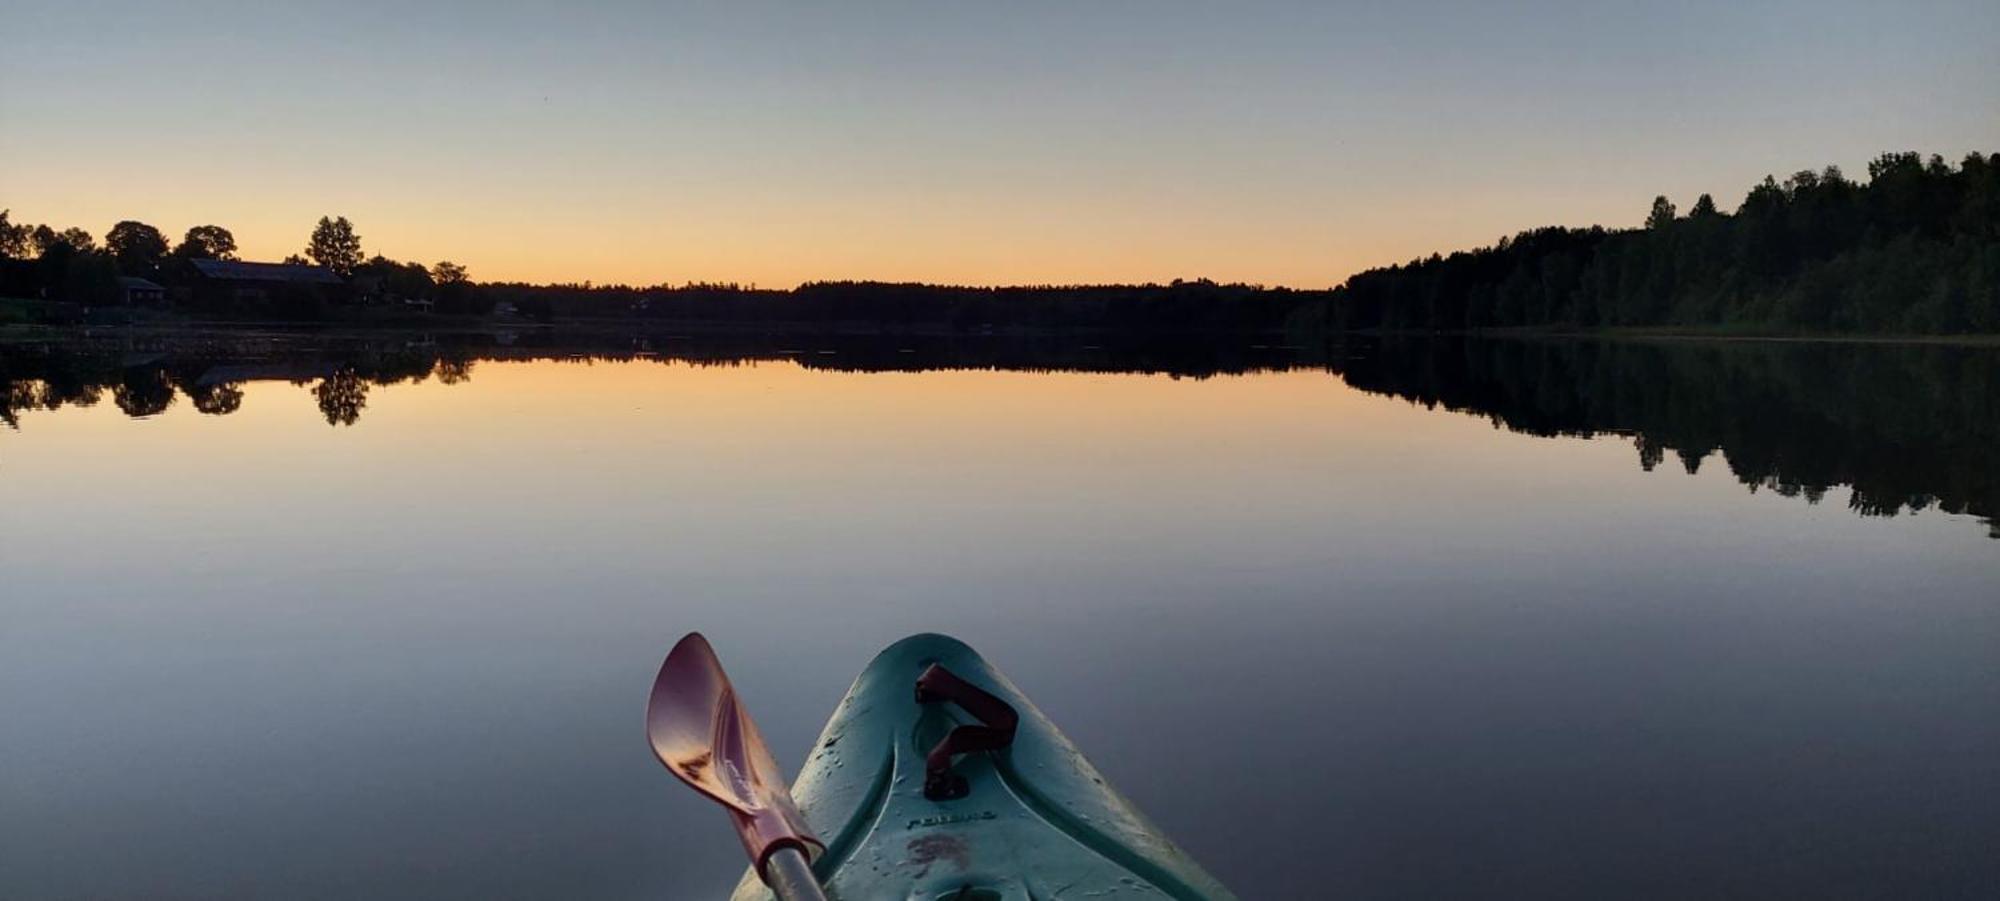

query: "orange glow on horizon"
(0, 172), (1629, 290)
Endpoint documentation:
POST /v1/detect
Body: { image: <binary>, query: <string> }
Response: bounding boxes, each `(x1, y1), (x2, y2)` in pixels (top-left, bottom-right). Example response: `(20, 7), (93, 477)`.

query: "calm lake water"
(2, 332), (1996, 899)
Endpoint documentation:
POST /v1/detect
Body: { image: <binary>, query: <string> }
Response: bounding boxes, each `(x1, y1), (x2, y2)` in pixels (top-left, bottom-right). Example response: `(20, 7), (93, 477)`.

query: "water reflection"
(1340, 337), (2000, 538)
(2, 331), (1996, 536)
(4, 330), (1996, 899)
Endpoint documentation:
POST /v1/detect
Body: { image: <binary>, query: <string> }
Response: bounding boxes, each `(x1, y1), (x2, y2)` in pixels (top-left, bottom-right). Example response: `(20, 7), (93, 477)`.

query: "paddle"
(646, 632), (829, 901)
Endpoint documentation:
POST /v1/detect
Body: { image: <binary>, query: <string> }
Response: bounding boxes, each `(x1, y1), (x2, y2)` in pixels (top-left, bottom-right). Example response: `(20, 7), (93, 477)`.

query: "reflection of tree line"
(3, 333), (1994, 535)
(1334, 337), (2000, 537)
(1, 333), (1318, 428)
(0, 339), (479, 428)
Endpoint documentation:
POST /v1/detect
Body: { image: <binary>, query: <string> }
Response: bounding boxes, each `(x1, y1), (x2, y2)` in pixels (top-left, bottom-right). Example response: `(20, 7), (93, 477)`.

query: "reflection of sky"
(5, 1), (1997, 287)
(2, 360), (1997, 897)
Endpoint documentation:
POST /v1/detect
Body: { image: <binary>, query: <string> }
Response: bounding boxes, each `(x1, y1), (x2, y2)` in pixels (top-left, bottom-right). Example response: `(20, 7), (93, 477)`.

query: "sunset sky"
(4, 0), (1996, 288)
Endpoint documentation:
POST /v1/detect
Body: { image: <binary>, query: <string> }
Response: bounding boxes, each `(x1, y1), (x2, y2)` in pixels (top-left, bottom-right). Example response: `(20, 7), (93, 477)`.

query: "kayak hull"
(729, 633), (1236, 901)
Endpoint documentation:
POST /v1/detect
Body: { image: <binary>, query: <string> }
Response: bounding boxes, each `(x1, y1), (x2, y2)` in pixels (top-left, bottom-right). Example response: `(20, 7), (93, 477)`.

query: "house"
(118, 277), (166, 304)
(185, 259), (347, 311)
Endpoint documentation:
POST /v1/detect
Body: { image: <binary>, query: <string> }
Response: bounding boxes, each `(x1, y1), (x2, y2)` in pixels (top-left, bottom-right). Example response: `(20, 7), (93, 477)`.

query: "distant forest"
(1322, 151), (2000, 334)
(3, 150), (1995, 334)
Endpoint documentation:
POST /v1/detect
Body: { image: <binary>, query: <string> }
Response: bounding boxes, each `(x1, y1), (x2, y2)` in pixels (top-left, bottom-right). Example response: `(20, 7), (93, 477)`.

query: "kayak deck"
(729, 633), (1236, 901)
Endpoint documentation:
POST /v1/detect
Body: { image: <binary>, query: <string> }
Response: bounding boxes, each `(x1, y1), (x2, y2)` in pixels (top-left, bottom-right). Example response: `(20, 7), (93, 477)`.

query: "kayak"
(727, 633), (1238, 900)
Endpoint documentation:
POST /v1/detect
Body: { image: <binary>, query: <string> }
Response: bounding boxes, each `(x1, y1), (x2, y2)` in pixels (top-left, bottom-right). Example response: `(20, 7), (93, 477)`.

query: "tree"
(435, 357), (474, 384)
(0, 210), (28, 260)
(313, 369), (368, 426)
(105, 221), (170, 274)
(1739, 175), (1787, 217)
(188, 383), (245, 415)
(430, 260), (475, 314)
(1689, 194), (1720, 219)
(431, 260), (469, 285)
(1646, 195), (1678, 230)
(282, 253), (311, 266)
(174, 225), (238, 260)
(304, 216), (362, 276)
(29, 225), (60, 256)
(33, 226), (94, 256)
(113, 367), (177, 418)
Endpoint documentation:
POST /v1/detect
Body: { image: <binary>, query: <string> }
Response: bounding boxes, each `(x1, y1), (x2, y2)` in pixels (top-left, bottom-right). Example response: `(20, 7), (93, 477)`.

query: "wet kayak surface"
(731, 634), (1238, 901)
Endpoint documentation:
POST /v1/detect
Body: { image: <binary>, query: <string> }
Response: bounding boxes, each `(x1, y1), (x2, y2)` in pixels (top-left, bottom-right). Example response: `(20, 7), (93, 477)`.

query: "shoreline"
(5, 317), (2000, 349)
(1456, 325), (2000, 348)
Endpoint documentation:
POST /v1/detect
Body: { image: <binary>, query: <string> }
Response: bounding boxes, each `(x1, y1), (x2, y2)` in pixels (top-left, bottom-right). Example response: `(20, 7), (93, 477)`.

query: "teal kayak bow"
(650, 632), (1237, 900)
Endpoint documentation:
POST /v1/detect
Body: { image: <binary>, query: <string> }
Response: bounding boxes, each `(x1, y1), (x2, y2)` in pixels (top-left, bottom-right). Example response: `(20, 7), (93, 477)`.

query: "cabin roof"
(188, 259), (344, 284)
(118, 277), (165, 290)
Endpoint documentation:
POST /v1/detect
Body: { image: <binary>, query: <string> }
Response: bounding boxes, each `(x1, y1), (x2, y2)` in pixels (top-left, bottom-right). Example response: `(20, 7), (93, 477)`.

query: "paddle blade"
(646, 633), (823, 876)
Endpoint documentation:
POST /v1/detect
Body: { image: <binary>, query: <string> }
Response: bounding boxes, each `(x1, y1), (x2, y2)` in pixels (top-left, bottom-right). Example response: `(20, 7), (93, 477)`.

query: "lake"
(2, 331), (1996, 899)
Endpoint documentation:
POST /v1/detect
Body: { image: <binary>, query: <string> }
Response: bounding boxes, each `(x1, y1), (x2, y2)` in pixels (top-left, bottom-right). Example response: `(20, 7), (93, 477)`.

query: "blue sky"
(3, 0), (1995, 285)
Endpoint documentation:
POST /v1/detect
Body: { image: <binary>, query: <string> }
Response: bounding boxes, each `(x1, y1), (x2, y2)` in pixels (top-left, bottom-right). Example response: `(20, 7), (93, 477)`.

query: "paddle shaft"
(764, 846), (828, 901)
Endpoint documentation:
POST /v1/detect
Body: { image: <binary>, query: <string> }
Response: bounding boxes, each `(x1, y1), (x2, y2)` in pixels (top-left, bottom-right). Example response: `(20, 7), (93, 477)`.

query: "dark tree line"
(1327, 152), (2000, 334)
(466, 152), (2000, 337)
(0, 212), (482, 318)
(8, 150), (1995, 334)
(0, 213), (242, 308)
(478, 278), (1327, 334)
